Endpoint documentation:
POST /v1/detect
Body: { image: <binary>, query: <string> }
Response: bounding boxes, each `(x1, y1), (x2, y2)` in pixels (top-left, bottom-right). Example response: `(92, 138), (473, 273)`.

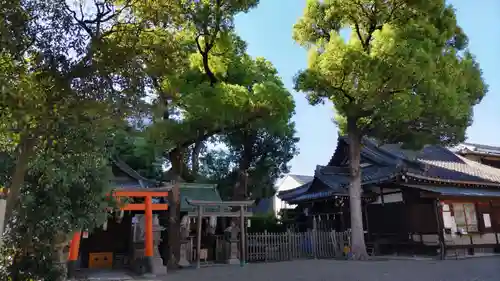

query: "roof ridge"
(111, 157), (159, 186)
(463, 142), (500, 150)
(288, 173), (313, 177)
(339, 136), (407, 166)
(180, 183), (217, 188)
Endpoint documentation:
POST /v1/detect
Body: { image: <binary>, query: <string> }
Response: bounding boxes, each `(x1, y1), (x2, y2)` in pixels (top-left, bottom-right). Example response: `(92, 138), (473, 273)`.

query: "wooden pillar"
(196, 205), (203, 269)
(340, 201), (345, 231)
(363, 202), (370, 241)
(489, 200), (499, 247)
(144, 195), (154, 273)
(239, 206), (245, 266)
(67, 232), (81, 279)
(434, 199), (446, 260)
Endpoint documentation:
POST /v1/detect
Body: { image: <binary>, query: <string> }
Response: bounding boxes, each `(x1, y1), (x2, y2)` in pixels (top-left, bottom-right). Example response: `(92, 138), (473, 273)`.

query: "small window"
(453, 203), (478, 232)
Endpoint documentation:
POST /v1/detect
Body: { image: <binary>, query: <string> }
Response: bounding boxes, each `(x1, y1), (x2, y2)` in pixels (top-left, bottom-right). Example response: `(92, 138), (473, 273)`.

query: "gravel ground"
(162, 257), (500, 281)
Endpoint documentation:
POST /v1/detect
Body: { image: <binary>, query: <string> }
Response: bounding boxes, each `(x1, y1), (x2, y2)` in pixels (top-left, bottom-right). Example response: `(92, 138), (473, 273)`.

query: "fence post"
(264, 230), (268, 262)
(287, 229), (292, 260)
(312, 217), (317, 259)
(332, 230), (338, 257)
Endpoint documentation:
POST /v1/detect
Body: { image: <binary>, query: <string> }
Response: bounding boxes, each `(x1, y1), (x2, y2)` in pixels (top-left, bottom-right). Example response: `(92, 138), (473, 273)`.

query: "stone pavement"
(162, 257), (500, 281)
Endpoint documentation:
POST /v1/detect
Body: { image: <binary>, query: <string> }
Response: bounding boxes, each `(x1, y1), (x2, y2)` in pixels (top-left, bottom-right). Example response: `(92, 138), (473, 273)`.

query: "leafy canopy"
(294, 0), (487, 147)
(201, 122), (299, 200)
(119, 0), (294, 157)
(0, 0), (147, 151)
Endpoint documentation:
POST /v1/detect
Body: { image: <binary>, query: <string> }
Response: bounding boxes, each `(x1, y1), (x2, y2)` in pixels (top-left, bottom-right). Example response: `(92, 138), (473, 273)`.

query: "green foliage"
(0, 0), (143, 147)
(294, 0), (487, 148)
(200, 122), (299, 200)
(111, 126), (165, 181)
(143, 41), (295, 154)
(115, 0), (295, 156)
(0, 137), (114, 281)
(248, 214), (286, 233)
(0, 0), (149, 237)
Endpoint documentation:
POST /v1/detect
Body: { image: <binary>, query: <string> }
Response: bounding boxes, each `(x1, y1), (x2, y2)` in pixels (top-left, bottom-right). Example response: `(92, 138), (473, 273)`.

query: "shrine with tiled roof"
(278, 137), (500, 258)
(73, 158), (253, 276)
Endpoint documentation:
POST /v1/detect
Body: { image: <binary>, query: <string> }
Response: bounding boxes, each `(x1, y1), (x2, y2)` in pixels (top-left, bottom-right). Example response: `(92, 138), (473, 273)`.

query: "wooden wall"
(79, 213), (133, 268)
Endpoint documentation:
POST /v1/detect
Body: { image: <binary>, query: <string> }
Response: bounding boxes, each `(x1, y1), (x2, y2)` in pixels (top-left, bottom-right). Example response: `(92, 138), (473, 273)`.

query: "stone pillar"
(150, 215), (167, 275)
(224, 223), (240, 264)
(226, 239), (240, 264)
(179, 215), (191, 267)
(53, 233), (72, 281)
(131, 214), (145, 274)
(178, 240), (190, 267)
(132, 214), (167, 276)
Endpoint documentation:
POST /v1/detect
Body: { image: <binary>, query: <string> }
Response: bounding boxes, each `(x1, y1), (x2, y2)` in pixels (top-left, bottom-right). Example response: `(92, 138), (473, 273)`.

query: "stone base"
(226, 258), (240, 265)
(67, 260), (77, 279)
(178, 242), (190, 267)
(53, 261), (67, 281)
(226, 241), (240, 265)
(132, 257), (147, 275)
(150, 256), (167, 276)
(134, 256), (167, 276)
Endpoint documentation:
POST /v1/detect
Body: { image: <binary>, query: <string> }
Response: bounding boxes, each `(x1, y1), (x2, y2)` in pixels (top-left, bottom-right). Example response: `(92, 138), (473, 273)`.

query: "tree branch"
(178, 112), (265, 150)
(353, 21), (365, 49)
(337, 71), (355, 103)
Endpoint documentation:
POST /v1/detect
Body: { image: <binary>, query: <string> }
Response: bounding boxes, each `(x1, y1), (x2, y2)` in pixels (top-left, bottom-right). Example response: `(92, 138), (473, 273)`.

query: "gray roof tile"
(411, 145), (500, 184)
(278, 165), (400, 202)
(280, 138), (500, 203)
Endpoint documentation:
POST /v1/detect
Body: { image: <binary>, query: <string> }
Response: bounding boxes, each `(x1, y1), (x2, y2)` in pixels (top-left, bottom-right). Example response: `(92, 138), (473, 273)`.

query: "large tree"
(293, 0), (487, 259)
(0, 0), (145, 231)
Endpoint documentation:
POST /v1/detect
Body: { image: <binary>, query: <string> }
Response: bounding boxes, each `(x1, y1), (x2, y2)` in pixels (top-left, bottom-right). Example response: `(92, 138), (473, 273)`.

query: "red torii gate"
(67, 187), (170, 277)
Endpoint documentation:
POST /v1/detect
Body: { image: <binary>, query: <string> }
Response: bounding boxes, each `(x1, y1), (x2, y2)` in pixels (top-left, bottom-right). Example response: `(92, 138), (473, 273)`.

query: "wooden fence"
(186, 230), (351, 263)
(247, 230), (351, 261)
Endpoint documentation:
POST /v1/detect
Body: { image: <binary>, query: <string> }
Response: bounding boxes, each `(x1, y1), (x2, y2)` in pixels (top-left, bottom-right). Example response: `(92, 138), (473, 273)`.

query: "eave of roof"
(278, 182), (310, 200)
(403, 184), (500, 198)
(278, 165), (402, 203)
(288, 174), (314, 185)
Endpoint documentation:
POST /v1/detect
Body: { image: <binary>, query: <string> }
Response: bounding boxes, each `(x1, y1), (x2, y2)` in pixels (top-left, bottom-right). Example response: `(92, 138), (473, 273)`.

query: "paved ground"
(163, 257), (500, 281)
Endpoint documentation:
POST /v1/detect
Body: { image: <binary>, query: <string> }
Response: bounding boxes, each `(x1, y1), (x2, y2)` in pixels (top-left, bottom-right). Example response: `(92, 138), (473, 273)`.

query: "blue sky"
(235, 0), (500, 176)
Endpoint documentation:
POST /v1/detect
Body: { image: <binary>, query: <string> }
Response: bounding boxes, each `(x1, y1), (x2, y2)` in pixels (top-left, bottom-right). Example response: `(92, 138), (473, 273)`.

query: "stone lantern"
(131, 214), (166, 275)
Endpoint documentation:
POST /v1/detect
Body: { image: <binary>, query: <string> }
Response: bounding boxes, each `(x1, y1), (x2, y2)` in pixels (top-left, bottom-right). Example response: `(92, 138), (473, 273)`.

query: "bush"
(0, 152), (113, 280)
(248, 214), (286, 233)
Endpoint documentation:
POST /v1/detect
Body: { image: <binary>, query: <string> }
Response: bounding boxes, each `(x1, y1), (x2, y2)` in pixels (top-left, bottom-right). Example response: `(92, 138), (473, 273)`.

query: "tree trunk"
(232, 130), (253, 201)
(3, 136), (36, 236)
(347, 117), (369, 260)
(191, 140), (203, 176)
(232, 171), (248, 201)
(166, 149), (182, 269)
